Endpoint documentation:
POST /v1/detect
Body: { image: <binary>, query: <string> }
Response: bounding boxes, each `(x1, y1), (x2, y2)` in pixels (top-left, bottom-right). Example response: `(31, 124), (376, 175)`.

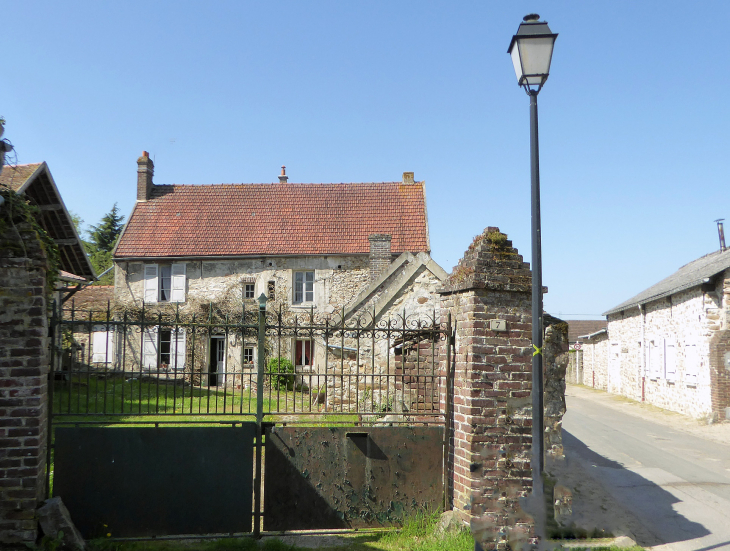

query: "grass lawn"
(52, 376), (358, 421)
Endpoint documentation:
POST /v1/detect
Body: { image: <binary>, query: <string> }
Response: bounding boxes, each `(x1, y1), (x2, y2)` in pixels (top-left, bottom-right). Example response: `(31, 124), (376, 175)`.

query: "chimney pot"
(402, 172), (415, 184)
(279, 165), (288, 183)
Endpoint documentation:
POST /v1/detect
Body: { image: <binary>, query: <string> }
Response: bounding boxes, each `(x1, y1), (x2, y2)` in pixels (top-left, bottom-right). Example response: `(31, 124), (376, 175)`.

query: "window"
(243, 347), (254, 365)
(268, 280), (276, 301)
(144, 263), (186, 303)
(293, 271), (314, 304)
(295, 340), (313, 367)
(142, 327), (186, 370)
(244, 283), (255, 299)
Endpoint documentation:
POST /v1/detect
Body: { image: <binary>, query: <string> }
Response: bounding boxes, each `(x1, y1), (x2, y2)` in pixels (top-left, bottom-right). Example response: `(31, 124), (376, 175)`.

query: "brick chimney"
(137, 151), (154, 201)
(369, 234), (392, 281)
(279, 165), (288, 183)
(402, 172), (415, 184)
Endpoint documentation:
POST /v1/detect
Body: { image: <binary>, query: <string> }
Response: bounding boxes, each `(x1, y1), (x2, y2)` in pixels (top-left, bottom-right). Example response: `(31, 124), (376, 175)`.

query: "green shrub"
(267, 357), (295, 390)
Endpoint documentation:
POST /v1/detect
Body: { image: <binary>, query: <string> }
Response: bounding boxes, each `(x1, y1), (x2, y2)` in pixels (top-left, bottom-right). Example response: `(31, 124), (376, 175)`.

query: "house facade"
(111, 153), (446, 402)
(575, 248), (730, 419)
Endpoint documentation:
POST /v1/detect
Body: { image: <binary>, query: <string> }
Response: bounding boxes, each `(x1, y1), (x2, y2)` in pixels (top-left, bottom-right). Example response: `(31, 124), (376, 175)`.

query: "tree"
(88, 203), (124, 253)
(86, 204), (125, 285)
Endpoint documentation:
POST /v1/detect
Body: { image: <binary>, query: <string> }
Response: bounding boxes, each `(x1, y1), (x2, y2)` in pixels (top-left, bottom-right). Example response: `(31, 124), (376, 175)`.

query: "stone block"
(37, 497), (87, 551)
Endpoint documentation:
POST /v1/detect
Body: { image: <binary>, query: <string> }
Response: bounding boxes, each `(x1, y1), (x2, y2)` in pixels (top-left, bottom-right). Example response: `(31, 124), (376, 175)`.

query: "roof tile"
(116, 182), (429, 258)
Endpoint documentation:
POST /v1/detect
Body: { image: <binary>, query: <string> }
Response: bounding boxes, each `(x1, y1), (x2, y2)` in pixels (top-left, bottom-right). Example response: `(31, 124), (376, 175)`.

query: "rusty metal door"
(263, 426), (443, 530)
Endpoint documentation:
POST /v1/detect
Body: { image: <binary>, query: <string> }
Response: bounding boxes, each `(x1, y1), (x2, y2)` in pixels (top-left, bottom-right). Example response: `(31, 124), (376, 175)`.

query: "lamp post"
(508, 14), (557, 479)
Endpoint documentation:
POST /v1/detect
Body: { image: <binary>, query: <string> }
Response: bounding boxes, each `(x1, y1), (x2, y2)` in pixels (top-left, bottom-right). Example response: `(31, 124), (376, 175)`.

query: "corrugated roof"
(567, 320), (607, 342)
(115, 182), (430, 258)
(0, 163), (44, 192)
(603, 248), (730, 316)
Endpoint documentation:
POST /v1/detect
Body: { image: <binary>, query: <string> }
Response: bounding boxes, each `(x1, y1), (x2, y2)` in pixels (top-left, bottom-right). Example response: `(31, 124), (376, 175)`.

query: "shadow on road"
(561, 429), (710, 548)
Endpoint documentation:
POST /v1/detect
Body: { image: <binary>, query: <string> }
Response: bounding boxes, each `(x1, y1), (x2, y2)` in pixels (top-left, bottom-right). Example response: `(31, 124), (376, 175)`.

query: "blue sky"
(3, 2), (729, 319)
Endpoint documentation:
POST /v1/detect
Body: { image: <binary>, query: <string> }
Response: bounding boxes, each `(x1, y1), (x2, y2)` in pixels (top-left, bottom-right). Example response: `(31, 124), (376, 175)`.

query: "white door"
(209, 337), (226, 386)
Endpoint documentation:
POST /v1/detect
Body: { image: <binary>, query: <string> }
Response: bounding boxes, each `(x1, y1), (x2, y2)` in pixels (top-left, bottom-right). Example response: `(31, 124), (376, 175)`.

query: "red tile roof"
(115, 182), (430, 258)
(64, 286), (114, 317)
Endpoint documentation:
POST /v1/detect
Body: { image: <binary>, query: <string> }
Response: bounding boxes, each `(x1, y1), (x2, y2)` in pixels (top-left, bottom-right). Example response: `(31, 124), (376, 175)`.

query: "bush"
(267, 357), (295, 390)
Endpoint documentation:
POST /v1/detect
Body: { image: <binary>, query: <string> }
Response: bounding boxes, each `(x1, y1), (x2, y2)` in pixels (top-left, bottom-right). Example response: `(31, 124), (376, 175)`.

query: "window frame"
(293, 270), (315, 305)
(143, 262), (187, 303)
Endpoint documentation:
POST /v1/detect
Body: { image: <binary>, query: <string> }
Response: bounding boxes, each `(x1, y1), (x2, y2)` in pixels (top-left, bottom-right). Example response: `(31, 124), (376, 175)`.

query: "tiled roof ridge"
(152, 181), (420, 187)
(5, 162), (44, 168)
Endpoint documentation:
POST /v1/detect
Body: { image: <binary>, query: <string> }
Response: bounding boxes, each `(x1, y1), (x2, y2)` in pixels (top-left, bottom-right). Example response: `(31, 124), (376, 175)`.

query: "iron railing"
(50, 298), (451, 424)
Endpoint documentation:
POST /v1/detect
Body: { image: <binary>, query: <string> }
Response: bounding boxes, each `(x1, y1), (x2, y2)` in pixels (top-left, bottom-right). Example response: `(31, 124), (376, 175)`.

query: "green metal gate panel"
(264, 426), (443, 530)
(54, 426), (255, 538)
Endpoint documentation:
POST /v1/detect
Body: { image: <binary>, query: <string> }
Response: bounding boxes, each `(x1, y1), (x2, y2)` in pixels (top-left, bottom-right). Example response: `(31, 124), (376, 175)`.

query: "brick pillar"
(439, 227), (535, 550)
(0, 201), (50, 546)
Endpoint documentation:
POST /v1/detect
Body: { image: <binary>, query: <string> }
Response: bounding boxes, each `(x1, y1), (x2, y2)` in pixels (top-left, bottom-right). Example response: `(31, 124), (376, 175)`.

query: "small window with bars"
(243, 347), (254, 365)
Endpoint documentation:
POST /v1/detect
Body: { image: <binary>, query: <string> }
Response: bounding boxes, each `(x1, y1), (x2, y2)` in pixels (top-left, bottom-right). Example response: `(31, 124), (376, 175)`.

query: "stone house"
(111, 153), (447, 403)
(576, 248), (730, 419)
(564, 320), (606, 386)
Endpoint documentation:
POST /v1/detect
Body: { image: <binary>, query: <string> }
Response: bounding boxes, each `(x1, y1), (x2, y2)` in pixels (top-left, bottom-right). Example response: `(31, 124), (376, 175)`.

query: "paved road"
(563, 386), (730, 551)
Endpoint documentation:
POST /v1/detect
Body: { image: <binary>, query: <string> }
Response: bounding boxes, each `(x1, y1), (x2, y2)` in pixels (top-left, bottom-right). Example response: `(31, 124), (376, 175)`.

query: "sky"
(3, 1), (729, 320)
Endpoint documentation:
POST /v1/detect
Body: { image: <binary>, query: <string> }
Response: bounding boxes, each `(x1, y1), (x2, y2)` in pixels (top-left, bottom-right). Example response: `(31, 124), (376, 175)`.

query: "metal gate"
(49, 297), (452, 537)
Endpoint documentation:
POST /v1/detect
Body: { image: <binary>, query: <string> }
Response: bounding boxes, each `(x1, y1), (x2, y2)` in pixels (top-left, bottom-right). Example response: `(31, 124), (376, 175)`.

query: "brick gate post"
(439, 227), (535, 550)
(0, 196), (51, 547)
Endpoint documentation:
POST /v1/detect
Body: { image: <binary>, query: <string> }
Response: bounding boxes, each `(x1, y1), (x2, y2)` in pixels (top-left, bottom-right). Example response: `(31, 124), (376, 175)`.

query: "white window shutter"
(144, 265), (159, 303)
(685, 343), (699, 385)
(92, 331), (113, 363)
(172, 328), (186, 371)
(142, 327), (158, 369)
(171, 263), (186, 303)
(665, 339), (677, 382)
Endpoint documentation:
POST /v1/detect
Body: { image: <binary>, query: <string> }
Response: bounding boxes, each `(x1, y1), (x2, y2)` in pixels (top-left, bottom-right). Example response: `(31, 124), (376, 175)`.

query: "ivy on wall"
(0, 187), (60, 295)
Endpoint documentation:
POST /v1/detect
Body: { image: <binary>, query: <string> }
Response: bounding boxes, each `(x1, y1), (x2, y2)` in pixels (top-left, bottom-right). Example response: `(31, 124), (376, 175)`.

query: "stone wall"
(114, 255), (371, 315)
(439, 228), (536, 550)
(543, 317), (568, 460)
(0, 209), (50, 546)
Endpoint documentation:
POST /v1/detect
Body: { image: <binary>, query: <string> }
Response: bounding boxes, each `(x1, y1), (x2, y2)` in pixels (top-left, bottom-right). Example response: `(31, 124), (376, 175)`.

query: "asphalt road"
(562, 386), (730, 551)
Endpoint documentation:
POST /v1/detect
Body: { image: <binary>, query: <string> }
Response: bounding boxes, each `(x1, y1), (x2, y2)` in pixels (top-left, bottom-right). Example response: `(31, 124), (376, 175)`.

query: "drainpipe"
(639, 304), (645, 402)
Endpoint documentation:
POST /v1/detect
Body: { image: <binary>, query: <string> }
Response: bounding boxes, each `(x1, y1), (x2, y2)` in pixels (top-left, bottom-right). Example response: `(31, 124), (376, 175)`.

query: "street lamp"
(508, 14), (557, 479)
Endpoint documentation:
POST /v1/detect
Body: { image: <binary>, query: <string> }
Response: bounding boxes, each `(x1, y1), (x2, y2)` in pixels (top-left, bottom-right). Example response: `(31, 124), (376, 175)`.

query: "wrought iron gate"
(49, 297), (453, 537)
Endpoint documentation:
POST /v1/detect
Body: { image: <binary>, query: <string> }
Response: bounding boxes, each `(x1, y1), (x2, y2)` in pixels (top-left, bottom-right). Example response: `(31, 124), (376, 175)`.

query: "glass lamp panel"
(510, 44), (524, 83)
(516, 36), (555, 83)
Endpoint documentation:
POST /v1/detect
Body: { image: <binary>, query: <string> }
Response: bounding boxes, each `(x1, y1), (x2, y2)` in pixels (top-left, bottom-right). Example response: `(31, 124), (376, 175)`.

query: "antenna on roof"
(716, 219), (726, 252)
